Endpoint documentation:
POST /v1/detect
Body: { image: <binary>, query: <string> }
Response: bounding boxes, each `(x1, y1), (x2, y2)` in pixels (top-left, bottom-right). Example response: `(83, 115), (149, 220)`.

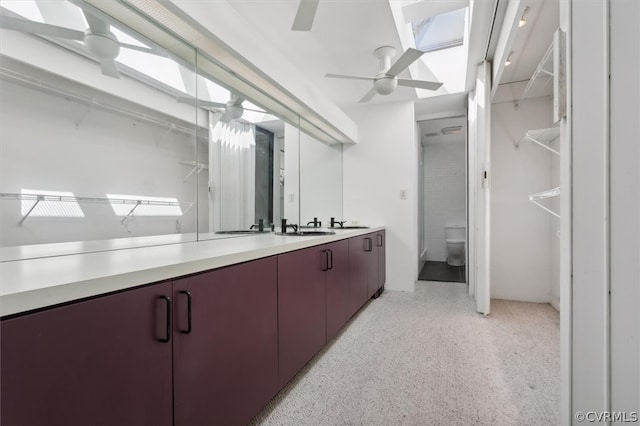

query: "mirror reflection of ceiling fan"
(291, 0), (320, 31)
(0, 7), (158, 79)
(177, 94), (267, 122)
(325, 46), (443, 103)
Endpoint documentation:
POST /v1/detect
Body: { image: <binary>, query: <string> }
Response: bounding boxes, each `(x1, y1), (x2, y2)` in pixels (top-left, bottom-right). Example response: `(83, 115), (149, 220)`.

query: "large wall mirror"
(0, 1), (339, 260)
(298, 118), (343, 228)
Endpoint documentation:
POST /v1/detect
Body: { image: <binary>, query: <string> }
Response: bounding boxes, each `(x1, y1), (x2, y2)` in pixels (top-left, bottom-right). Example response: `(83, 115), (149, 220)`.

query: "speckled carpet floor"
(251, 281), (560, 426)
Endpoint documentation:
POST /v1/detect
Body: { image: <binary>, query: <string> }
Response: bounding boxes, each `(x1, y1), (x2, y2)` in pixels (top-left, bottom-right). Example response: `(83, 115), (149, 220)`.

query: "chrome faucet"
(330, 217), (345, 228)
(306, 217), (322, 228)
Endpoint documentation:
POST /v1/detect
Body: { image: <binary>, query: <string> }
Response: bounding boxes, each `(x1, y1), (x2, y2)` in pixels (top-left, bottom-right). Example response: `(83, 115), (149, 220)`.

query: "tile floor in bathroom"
(418, 261), (466, 283)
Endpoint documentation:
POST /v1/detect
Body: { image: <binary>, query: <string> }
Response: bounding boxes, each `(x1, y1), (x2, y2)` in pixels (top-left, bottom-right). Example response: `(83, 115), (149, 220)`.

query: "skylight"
(413, 8), (466, 53)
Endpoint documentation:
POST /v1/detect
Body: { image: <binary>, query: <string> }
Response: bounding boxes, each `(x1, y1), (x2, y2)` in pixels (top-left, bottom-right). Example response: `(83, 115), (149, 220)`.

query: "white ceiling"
(226, 0), (490, 110)
(226, 0), (559, 111)
(499, 0), (559, 85)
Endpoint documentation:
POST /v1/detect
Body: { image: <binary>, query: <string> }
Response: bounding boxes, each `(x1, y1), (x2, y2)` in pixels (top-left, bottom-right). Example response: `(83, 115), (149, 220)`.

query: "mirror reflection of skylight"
(413, 8), (466, 53)
(111, 27), (152, 49)
(116, 48), (186, 92)
(21, 189), (85, 218)
(107, 194), (183, 217)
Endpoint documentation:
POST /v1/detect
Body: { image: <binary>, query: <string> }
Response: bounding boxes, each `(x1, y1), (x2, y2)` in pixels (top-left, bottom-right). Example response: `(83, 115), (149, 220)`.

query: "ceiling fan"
(177, 94), (267, 121)
(0, 9), (158, 79)
(325, 46), (443, 103)
(292, 0), (320, 31)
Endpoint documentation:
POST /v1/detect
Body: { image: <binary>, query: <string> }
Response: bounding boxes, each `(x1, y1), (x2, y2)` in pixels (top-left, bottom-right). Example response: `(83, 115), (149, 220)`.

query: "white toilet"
(445, 226), (466, 266)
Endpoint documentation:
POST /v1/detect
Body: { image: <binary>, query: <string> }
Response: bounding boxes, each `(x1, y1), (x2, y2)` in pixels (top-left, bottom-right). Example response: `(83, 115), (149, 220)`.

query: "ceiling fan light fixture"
(84, 31), (120, 59)
(225, 104), (244, 120)
(374, 76), (398, 95)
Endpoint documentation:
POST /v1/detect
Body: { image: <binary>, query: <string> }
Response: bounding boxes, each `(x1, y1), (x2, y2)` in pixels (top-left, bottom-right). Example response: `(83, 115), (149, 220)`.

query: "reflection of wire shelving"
(516, 127), (560, 155)
(529, 187), (560, 218)
(0, 193), (194, 225)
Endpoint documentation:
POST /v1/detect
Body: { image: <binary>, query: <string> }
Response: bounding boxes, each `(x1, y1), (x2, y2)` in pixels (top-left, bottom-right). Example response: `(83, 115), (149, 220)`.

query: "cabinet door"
(365, 233), (380, 298)
(278, 246), (327, 387)
(172, 257), (278, 426)
(325, 239), (350, 341)
(348, 235), (369, 318)
(377, 231), (386, 291)
(1, 282), (173, 426)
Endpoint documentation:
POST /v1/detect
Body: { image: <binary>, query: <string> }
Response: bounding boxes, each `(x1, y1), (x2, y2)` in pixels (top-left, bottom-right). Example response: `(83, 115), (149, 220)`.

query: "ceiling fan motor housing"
(374, 74), (398, 95)
(84, 30), (120, 59)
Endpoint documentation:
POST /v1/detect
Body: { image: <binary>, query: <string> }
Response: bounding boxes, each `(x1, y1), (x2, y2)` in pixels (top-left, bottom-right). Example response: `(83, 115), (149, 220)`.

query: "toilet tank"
(445, 226), (466, 242)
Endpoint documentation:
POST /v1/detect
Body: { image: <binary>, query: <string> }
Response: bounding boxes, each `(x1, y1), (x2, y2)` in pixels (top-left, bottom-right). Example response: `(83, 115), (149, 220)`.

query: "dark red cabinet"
(376, 230), (386, 293)
(0, 282), (173, 426)
(348, 235), (369, 317)
(172, 257), (278, 426)
(277, 246), (328, 387)
(1, 231), (383, 425)
(325, 239), (350, 341)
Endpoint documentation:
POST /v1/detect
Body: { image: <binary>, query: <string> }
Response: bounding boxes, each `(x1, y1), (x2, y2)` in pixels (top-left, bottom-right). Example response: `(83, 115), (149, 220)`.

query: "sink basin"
(215, 230), (271, 235)
(330, 226), (370, 229)
(275, 231), (336, 236)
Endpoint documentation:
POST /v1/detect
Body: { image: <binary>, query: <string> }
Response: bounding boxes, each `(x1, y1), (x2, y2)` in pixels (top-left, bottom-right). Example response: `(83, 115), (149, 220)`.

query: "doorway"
(418, 116), (468, 283)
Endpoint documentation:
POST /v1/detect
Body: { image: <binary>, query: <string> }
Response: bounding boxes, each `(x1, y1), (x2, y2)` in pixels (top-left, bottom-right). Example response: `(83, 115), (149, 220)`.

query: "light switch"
(289, 193), (295, 202)
(400, 189), (407, 199)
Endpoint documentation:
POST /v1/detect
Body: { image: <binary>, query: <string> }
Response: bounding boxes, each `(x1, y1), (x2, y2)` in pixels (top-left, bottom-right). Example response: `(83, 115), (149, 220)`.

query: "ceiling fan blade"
(325, 73), (375, 81)
(397, 78), (443, 91)
(99, 60), (120, 78)
(0, 15), (84, 40)
(386, 48), (424, 77)
(291, 0), (320, 31)
(82, 10), (109, 34)
(229, 93), (244, 106)
(358, 87), (378, 103)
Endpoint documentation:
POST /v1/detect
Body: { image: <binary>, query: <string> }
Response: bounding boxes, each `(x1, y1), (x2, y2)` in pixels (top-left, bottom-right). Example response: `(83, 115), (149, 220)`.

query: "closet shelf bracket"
(18, 195), (44, 225)
(180, 161), (209, 182)
(516, 127), (560, 155)
(529, 187), (560, 218)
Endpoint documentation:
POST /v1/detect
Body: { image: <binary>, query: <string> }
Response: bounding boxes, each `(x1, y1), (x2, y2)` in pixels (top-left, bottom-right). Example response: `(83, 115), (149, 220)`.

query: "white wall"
(610, 0), (640, 415)
(490, 86), (557, 303)
(423, 136), (466, 262)
(343, 101), (418, 292)
(0, 79), (201, 247)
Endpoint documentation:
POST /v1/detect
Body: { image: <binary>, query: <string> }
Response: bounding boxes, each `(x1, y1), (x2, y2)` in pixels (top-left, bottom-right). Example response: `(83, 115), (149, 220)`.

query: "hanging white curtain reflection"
(208, 111), (256, 231)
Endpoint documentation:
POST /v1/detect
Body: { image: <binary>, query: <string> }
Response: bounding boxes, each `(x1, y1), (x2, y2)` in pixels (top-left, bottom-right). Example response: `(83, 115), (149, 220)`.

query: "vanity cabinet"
(376, 230), (386, 293)
(172, 257), (278, 426)
(277, 246), (328, 387)
(348, 234), (370, 318)
(1, 230), (383, 425)
(325, 239), (350, 341)
(0, 282), (174, 426)
(1, 258), (278, 426)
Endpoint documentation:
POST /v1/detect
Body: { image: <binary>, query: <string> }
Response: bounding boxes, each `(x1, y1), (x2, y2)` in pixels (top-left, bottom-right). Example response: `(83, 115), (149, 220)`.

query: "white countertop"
(0, 227), (384, 317)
